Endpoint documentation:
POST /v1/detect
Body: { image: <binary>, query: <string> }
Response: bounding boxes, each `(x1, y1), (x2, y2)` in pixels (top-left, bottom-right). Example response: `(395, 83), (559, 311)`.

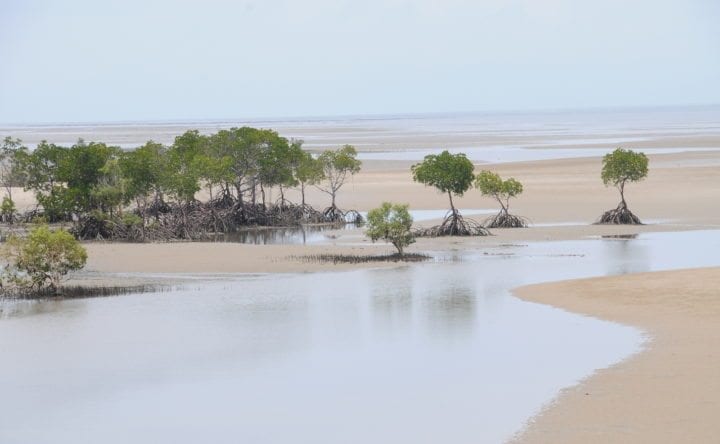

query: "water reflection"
(1, 230), (719, 444)
(423, 285), (476, 338)
(370, 268), (414, 337)
(207, 225), (334, 245)
(601, 237), (650, 275)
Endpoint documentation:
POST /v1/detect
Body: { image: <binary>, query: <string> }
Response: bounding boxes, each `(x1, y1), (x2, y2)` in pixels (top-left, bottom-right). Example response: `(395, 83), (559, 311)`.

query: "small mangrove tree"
(365, 202), (415, 257)
(475, 170), (527, 228)
(597, 148), (648, 224)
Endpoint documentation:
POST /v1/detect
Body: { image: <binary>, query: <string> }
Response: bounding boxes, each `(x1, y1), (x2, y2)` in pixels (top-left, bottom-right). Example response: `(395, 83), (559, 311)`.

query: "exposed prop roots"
(415, 210), (491, 237)
(483, 212), (528, 228)
(322, 205), (345, 224)
(343, 210), (364, 225)
(70, 199), (363, 242)
(595, 203), (642, 225)
(322, 206), (363, 225)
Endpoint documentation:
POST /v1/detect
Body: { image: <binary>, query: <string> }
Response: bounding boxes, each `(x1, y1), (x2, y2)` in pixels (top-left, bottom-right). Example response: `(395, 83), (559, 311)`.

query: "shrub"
(2, 225), (87, 294)
(1, 196), (15, 223)
(365, 202), (415, 256)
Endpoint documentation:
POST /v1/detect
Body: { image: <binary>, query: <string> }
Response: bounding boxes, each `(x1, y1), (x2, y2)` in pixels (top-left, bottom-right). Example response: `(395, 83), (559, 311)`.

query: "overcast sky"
(1, 0), (718, 123)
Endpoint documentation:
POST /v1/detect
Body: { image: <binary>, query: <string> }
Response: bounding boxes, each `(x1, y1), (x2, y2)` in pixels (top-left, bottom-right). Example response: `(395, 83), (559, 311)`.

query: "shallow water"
(1, 230), (719, 443)
(210, 209), (496, 245)
(356, 145), (720, 163)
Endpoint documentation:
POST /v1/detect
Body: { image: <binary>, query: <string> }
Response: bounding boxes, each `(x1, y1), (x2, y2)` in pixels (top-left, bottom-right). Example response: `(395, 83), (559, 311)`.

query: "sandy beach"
(511, 267), (720, 443)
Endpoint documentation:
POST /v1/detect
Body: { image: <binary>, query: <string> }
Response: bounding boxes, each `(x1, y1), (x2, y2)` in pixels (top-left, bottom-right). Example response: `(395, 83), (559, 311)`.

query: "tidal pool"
(1, 230), (718, 443)
(209, 209), (496, 245)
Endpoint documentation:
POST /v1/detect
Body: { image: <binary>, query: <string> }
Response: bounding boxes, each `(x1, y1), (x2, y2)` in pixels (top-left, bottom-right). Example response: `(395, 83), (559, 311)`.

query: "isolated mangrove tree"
(365, 202), (415, 256)
(597, 148), (648, 224)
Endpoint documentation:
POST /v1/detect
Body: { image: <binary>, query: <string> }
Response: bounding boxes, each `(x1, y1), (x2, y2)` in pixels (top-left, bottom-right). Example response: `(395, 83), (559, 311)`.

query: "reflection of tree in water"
(601, 236), (650, 276)
(423, 285), (476, 339)
(0, 299), (82, 320)
(370, 269), (413, 336)
(369, 266), (477, 340)
(213, 225), (335, 245)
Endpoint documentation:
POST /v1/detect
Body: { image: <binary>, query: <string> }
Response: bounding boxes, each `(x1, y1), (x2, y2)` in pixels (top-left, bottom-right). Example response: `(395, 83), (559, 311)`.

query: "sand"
(78, 150), (720, 276)
(511, 267), (720, 443)
(5, 130), (720, 442)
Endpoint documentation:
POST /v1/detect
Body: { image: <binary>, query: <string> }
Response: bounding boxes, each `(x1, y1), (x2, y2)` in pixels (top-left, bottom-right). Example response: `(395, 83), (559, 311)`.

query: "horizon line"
(1, 102), (719, 128)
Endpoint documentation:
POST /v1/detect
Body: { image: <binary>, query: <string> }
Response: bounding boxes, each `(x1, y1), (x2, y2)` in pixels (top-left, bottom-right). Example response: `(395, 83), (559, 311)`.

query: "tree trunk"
(448, 191), (456, 212)
(301, 182), (306, 206)
(496, 195), (508, 214)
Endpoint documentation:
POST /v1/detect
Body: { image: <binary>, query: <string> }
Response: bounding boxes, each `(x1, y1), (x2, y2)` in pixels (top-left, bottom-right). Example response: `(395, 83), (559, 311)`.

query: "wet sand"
(78, 150), (720, 276)
(5, 121), (720, 442)
(76, 150), (720, 443)
(511, 267), (720, 443)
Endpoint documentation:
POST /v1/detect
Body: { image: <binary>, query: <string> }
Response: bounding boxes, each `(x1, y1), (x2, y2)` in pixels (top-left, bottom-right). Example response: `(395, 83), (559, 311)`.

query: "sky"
(1, 0), (719, 123)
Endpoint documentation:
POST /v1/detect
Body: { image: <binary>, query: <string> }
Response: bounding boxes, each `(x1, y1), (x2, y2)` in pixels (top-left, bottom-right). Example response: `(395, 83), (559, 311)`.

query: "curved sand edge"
(510, 267), (720, 443)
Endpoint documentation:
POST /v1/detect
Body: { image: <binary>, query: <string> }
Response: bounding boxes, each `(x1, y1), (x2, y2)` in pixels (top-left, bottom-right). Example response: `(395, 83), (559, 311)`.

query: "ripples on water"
(0, 230), (719, 443)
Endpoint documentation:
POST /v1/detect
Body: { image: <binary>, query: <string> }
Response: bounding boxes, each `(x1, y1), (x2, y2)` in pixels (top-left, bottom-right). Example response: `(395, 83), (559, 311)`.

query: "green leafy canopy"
(411, 150), (474, 196)
(4, 225), (87, 292)
(475, 170), (523, 211)
(601, 148), (649, 187)
(365, 202), (415, 256)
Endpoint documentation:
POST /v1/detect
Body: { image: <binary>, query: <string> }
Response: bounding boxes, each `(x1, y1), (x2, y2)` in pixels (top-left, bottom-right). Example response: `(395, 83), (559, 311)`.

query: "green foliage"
(474, 170), (523, 212)
(601, 148), (649, 186)
(166, 130), (208, 203)
(120, 212), (143, 227)
(3, 225), (87, 293)
(411, 150), (474, 210)
(0, 137), (29, 201)
(19, 140), (120, 219)
(365, 202), (415, 256)
(316, 145), (362, 207)
(1, 196), (15, 222)
(601, 148), (649, 204)
(257, 131), (296, 190)
(292, 145), (325, 205)
(206, 127), (298, 203)
(4, 126), (367, 239)
(120, 141), (168, 204)
(92, 152), (127, 215)
(294, 151), (324, 185)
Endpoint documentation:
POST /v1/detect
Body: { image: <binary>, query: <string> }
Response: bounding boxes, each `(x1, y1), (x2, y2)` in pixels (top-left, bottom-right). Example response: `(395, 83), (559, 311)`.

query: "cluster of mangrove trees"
(0, 130), (363, 241)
